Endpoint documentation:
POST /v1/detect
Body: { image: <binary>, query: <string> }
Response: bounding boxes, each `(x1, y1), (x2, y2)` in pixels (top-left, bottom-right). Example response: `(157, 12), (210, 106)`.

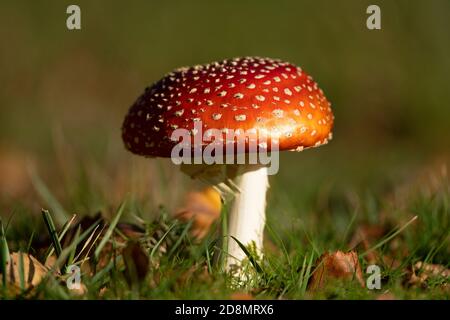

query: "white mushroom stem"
(226, 165), (269, 272)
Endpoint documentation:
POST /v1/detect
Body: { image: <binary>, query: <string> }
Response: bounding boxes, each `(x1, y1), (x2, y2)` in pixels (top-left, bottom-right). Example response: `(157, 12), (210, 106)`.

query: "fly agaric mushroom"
(122, 57), (334, 273)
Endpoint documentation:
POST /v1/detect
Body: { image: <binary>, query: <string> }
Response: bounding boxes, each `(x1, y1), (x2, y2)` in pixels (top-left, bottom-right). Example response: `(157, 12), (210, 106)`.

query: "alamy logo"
(66, 264), (81, 290)
(366, 264), (381, 289)
(66, 5), (81, 30)
(366, 5), (381, 30)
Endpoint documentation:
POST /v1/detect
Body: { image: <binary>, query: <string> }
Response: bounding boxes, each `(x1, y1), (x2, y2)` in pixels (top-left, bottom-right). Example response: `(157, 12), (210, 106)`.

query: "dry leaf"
(123, 241), (149, 285)
(1, 252), (48, 292)
(308, 250), (365, 290)
(407, 261), (449, 287)
(175, 187), (222, 240)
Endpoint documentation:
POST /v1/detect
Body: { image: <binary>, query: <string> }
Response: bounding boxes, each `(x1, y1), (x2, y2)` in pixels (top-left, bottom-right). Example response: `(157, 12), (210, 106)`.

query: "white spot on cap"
(218, 91), (227, 97)
(284, 88), (292, 96)
(272, 109), (284, 118)
(247, 83), (256, 89)
(234, 93), (244, 99)
(212, 113), (222, 120)
(256, 95), (265, 101)
(235, 114), (246, 121)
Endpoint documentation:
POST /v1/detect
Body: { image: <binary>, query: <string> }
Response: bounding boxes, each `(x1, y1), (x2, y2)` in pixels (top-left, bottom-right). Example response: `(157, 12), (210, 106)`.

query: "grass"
(0, 157), (448, 300)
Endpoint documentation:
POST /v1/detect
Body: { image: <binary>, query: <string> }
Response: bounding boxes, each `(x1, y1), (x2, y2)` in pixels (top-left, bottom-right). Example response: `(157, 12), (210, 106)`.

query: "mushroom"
(122, 57), (334, 274)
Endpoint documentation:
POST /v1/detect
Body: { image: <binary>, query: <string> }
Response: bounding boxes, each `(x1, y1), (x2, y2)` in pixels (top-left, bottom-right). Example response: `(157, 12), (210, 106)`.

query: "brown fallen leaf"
(407, 261), (449, 288)
(175, 187), (222, 240)
(123, 241), (149, 286)
(1, 252), (48, 293)
(308, 250), (365, 290)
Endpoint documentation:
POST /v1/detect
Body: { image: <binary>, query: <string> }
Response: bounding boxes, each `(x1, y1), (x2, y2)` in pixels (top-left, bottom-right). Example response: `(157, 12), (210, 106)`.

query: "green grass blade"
(297, 254), (307, 290)
(42, 209), (63, 257)
(26, 230), (35, 253)
(67, 225), (81, 267)
(94, 199), (127, 261)
(53, 219), (102, 271)
(77, 224), (104, 265)
(300, 252), (315, 294)
(150, 222), (177, 262)
(266, 223), (291, 267)
(167, 220), (193, 258)
(230, 236), (263, 274)
(361, 215), (418, 258)
(220, 202), (228, 266)
(45, 214), (77, 261)
(91, 255), (123, 285)
(0, 219), (10, 289)
(18, 252), (25, 291)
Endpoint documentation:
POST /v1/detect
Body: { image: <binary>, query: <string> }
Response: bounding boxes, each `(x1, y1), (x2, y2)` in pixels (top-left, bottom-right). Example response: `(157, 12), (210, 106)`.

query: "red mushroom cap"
(122, 57), (334, 157)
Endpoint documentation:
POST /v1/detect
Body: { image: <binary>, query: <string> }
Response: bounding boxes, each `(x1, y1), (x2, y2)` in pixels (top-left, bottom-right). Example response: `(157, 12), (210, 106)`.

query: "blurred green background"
(0, 0), (449, 233)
